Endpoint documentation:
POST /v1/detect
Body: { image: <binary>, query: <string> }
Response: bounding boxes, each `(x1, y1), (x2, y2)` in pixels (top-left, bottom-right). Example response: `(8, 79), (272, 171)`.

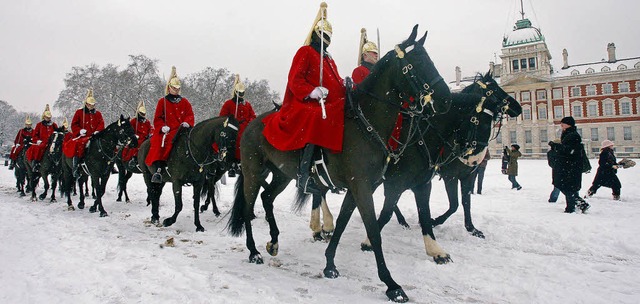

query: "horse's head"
(377, 24), (452, 115)
(113, 114), (138, 148)
(47, 129), (66, 164)
(477, 71), (522, 118)
(217, 116), (240, 168)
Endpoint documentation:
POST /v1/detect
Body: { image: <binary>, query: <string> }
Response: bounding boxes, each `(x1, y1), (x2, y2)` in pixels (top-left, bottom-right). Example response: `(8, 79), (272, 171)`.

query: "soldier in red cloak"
(219, 75), (256, 176)
(9, 116), (35, 169)
(145, 66), (194, 183)
(26, 104), (58, 172)
(122, 101), (152, 169)
(351, 28), (379, 84)
(262, 3), (345, 194)
(63, 89), (105, 178)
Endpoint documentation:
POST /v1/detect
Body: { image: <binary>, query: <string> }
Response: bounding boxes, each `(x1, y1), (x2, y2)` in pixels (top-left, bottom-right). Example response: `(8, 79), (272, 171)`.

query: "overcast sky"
(2, 0), (639, 114)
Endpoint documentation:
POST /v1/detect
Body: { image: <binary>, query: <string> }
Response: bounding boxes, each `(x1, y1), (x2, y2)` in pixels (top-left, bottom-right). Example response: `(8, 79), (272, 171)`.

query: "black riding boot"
(128, 157), (138, 171)
(151, 161), (166, 183)
(296, 144), (321, 195)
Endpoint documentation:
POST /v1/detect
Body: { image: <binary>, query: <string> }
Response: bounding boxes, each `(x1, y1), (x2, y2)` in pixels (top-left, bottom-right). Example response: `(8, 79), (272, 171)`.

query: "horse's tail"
(291, 187), (311, 213)
(226, 171), (246, 236)
(199, 178), (218, 201)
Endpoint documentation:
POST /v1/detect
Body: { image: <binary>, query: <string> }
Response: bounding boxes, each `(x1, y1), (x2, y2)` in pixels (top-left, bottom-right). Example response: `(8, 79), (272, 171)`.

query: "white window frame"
(586, 68), (595, 74)
(539, 129), (548, 143)
(623, 126), (632, 140)
(620, 98), (632, 115)
(522, 107), (531, 120)
(571, 69), (580, 76)
(590, 127), (599, 142)
(510, 130), (517, 143)
(552, 88), (563, 99)
(586, 101), (598, 117)
(619, 82), (630, 93)
(603, 83), (613, 95)
(536, 90), (547, 100)
(571, 102), (583, 118)
(607, 127), (615, 140)
(603, 99), (615, 116)
(554, 105), (564, 119)
(537, 105), (547, 120)
(571, 87), (581, 97)
(601, 66), (611, 72)
(586, 85), (596, 96)
(617, 64), (627, 70)
(521, 91), (531, 102)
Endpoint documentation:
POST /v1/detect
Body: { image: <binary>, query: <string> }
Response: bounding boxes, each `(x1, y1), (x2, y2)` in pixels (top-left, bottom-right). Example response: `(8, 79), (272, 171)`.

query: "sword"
(319, 11), (327, 120)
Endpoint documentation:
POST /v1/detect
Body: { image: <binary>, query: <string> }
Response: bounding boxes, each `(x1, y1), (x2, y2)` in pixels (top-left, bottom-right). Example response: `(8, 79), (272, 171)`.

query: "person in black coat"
(586, 140), (622, 200)
(548, 116), (589, 213)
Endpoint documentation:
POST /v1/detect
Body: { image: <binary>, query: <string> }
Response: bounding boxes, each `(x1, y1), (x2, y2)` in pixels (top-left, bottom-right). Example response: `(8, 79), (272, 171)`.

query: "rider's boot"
(151, 161), (166, 183)
(72, 156), (80, 178)
(128, 157), (138, 171)
(296, 144), (321, 195)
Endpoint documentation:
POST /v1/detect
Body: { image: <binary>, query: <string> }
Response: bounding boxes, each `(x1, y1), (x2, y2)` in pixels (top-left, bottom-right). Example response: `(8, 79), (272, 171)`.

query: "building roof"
(502, 18), (545, 48)
(552, 57), (640, 78)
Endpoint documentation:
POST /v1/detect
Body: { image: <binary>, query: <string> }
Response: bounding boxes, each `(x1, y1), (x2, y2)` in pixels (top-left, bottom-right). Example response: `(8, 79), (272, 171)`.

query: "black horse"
(137, 116), (237, 232)
(354, 72), (522, 264)
(227, 25), (451, 302)
(14, 136), (33, 197)
(61, 115), (138, 216)
(27, 127), (67, 202)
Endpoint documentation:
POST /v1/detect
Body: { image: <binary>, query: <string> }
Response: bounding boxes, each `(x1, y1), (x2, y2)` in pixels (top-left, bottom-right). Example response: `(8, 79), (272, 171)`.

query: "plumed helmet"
(231, 74), (246, 98)
(62, 117), (69, 129)
(136, 100), (146, 115)
(25, 115), (32, 126)
(357, 28), (378, 65)
(165, 66), (181, 94)
(42, 104), (52, 119)
(362, 41), (378, 54)
(304, 2), (331, 46)
(84, 89), (96, 106)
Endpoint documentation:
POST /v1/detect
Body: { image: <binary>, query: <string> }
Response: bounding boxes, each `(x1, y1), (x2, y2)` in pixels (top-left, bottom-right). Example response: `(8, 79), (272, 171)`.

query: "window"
(620, 100), (631, 115)
(604, 102), (614, 115)
(586, 68), (594, 74)
(525, 148), (532, 154)
(617, 64), (627, 70)
(572, 104), (583, 118)
(512, 59), (519, 72)
(497, 134), (502, 143)
(554, 106), (564, 119)
(607, 127), (615, 140)
(528, 57), (536, 70)
(520, 58), (527, 69)
(619, 82), (630, 93)
(587, 103), (598, 117)
(540, 129), (548, 142)
(510, 131), (517, 143)
(525, 130), (532, 143)
(601, 66), (611, 72)
(625, 147), (634, 153)
(586, 85), (596, 96)
(523, 108), (531, 120)
(571, 70), (580, 76)
(536, 90), (547, 100)
(624, 126), (632, 140)
(603, 84), (613, 94)
(636, 81), (640, 92)
(538, 106), (547, 119)
(590, 128), (599, 142)
(592, 147), (600, 154)
(571, 87), (581, 97)
(552, 88), (563, 99)
(521, 91), (531, 101)
(576, 128), (583, 137)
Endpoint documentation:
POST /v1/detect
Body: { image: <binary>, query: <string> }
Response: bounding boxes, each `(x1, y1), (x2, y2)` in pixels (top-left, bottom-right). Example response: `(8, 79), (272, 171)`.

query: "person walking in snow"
(506, 144), (522, 190)
(586, 140), (622, 200)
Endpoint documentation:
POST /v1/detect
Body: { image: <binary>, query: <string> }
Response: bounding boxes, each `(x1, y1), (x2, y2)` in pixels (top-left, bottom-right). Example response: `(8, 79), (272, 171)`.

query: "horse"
(26, 127), (67, 202)
(227, 25), (451, 302)
(137, 116), (237, 232)
(355, 72), (522, 264)
(14, 136), (33, 197)
(60, 115), (138, 216)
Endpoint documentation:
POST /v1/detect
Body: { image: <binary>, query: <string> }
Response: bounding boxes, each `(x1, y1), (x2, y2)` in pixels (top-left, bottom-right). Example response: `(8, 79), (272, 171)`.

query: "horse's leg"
(123, 171), (133, 203)
(199, 178), (212, 213)
(239, 171), (263, 264)
(319, 194), (334, 239)
(413, 182), (451, 264)
(460, 173), (484, 238)
(392, 205), (410, 228)
(89, 176), (99, 213)
(39, 173), (49, 201)
(95, 176), (109, 217)
(149, 182), (165, 225)
(432, 176), (459, 227)
(192, 182), (205, 232)
(116, 165), (125, 202)
(77, 177), (86, 210)
(50, 173), (58, 203)
(361, 188), (402, 251)
(259, 174), (290, 257)
(163, 182), (183, 227)
(309, 194), (323, 241)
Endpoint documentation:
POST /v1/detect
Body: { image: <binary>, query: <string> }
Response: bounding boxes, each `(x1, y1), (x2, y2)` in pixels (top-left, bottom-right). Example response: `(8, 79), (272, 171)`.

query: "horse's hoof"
(67, 205), (75, 211)
(89, 206), (97, 213)
(469, 228), (485, 239)
(312, 232), (324, 242)
(77, 202), (85, 209)
(323, 267), (340, 278)
(125, 199), (131, 203)
(386, 288), (409, 303)
(31, 197), (37, 202)
(433, 254), (452, 265)
(162, 218), (174, 227)
(266, 242), (278, 256)
(213, 210), (221, 217)
(199, 205), (208, 213)
(19, 192), (26, 197)
(100, 212), (109, 217)
(321, 230), (333, 241)
(92, 194), (97, 199)
(50, 198), (56, 203)
(399, 222), (411, 230)
(195, 226), (205, 232)
(360, 243), (373, 252)
(249, 253), (263, 264)
(116, 197), (122, 202)
(150, 217), (160, 225)
(39, 194), (46, 200)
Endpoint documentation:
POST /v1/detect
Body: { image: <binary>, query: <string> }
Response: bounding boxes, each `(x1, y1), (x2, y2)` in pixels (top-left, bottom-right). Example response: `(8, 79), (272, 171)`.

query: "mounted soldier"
(63, 89), (105, 178)
(219, 74), (256, 175)
(262, 2), (345, 194)
(351, 28), (379, 84)
(26, 104), (58, 172)
(9, 115), (35, 169)
(145, 66), (194, 183)
(123, 100), (152, 169)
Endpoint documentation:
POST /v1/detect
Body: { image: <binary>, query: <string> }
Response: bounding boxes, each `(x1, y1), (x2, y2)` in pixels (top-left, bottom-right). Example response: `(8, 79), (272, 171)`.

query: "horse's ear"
(485, 69), (493, 79)
(408, 24), (419, 42)
(417, 30), (428, 46)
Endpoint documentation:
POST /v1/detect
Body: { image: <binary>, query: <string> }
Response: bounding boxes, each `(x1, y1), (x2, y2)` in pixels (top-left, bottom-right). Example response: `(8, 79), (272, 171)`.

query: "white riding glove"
(161, 126), (170, 134)
(36, 140), (42, 145)
(308, 86), (329, 100)
(93, 131), (99, 135)
(16, 144), (20, 147)
(80, 129), (87, 136)
(181, 122), (190, 128)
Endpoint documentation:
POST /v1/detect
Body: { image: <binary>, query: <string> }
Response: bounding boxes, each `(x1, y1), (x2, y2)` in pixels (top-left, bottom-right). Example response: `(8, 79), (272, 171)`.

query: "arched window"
(603, 99), (615, 116)
(617, 64), (627, 70)
(634, 62), (640, 69)
(586, 100), (599, 117)
(602, 66), (611, 72)
(571, 69), (580, 76)
(586, 68), (595, 74)
(619, 97), (632, 115)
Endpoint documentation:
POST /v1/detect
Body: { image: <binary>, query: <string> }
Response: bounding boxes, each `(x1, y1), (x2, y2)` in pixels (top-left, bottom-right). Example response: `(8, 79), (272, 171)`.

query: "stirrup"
(298, 176), (321, 195)
(151, 168), (163, 183)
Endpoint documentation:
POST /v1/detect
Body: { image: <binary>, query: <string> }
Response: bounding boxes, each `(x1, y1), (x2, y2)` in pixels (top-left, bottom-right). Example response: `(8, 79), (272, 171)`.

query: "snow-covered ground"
(1, 159), (639, 303)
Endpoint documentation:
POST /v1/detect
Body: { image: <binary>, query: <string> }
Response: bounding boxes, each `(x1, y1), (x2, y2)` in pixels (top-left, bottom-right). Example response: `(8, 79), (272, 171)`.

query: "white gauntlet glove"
(161, 126), (170, 134)
(308, 86), (329, 100)
(80, 129), (87, 136)
(36, 140), (42, 145)
(181, 122), (190, 128)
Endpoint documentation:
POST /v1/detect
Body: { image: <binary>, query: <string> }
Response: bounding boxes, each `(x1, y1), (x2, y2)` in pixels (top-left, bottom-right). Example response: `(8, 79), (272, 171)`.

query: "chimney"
(455, 66), (461, 86)
(489, 61), (495, 76)
(562, 49), (569, 69)
(607, 43), (616, 63)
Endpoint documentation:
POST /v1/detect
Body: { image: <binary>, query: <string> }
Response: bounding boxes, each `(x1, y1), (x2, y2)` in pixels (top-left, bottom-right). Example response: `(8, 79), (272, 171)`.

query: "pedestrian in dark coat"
(506, 144), (522, 190)
(586, 140), (622, 200)
(471, 150), (490, 194)
(548, 116), (589, 213)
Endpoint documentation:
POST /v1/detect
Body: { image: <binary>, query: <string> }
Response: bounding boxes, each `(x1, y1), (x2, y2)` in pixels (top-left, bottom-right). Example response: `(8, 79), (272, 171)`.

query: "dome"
(502, 18), (545, 47)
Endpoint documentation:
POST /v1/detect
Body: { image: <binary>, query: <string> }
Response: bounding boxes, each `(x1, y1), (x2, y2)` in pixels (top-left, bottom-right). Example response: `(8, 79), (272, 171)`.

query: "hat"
(62, 117), (69, 129)
(560, 116), (575, 127)
(136, 100), (146, 115)
(231, 74), (246, 98)
(357, 28), (379, 65)
(601, 140), (614, 149)
(511, 144), (520, 150)
(42, 104), (52, 119)
(165, 66), (181, 94)
(303, 2), (331, 46)
(25, 115), (32, 125)
(84, 89), (96, 106)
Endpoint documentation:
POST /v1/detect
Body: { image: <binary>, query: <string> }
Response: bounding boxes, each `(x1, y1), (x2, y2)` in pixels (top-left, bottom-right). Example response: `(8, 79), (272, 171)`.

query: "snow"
(552, 57), (640, 78)
(1, 159), (639, 303)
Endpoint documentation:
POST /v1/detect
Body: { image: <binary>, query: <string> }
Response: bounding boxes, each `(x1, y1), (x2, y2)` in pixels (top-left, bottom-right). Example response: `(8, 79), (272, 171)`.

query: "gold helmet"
(42, 104), (52, 120)
(62, 117), (69, 129)
(303, 2), (331, 46)
(136, 100), (147, 115)
(84, 89), (96, 106)
(357, 28), (379, 65)
(25, 115), (32, 126)
(231, 74), (246, 98)
(165, 66), (181, 94)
